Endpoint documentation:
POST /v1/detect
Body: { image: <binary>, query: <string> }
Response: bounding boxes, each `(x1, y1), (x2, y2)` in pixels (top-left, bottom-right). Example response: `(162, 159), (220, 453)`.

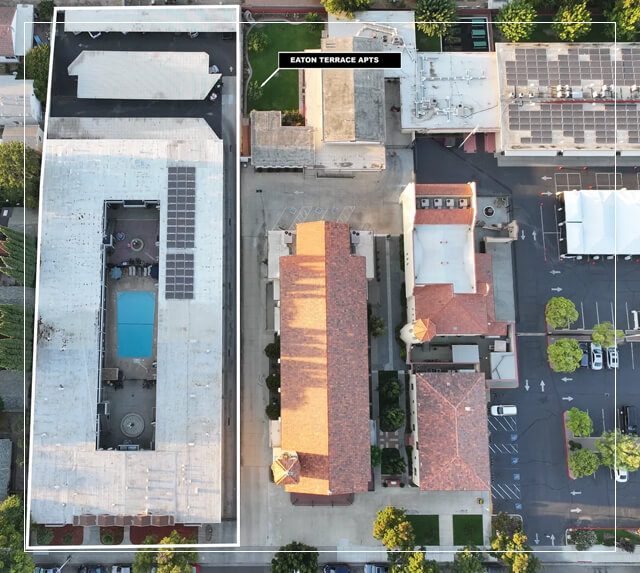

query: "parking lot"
(414, 137), (640, 545)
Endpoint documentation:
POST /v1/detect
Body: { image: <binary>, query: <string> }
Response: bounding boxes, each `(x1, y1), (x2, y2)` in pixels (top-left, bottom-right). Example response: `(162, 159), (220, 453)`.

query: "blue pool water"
(117, 291), (155, 358)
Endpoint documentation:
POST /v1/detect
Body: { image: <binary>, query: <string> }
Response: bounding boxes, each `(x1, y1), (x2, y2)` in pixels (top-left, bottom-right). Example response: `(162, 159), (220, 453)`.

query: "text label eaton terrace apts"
(278, 52), (402, 69)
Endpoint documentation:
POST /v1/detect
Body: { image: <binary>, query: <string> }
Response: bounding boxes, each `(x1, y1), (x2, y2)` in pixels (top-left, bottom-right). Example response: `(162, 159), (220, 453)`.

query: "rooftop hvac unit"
(433, 198), (443, 209)
(283, 231), (293, 244)
(103, 234), (114, 248)
(350, 230), (360, 245)
(445, 198), (455, 209)
(420, 198), (430, 208)
(458, 198), (469, 208)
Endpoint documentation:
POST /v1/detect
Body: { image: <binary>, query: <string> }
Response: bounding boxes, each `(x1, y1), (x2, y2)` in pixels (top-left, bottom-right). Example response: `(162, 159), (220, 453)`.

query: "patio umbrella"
(271, 452), (301, 486)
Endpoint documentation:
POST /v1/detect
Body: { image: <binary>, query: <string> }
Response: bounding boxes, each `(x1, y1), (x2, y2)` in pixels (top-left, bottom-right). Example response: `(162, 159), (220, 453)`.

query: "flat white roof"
(413, 224), (476, 293)
(0, 75), (39, 124)
(63, 6), (238, 34)
(29, 118), (224, 526)
(68, 51), (220, 100)
(13, 4), (34, 57)
(562, 189), (640, 255)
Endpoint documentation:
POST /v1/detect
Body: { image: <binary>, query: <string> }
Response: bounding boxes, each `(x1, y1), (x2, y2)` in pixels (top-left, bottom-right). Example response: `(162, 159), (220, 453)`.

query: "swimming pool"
(117, 291), (155, 358)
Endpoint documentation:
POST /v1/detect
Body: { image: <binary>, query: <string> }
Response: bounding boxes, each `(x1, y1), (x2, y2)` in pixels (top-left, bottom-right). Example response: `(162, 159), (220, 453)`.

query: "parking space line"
(595, 301), (600, 324)
(631, 343), (636, 371)
(626, 302), (631, 330)
(602, 408), (606, 433)
(580, 301), (586, 329)
(489, 444), (496, 453)
(491, 485), (506, 500)
(610, 301), (615, 323)
(539, 203), (547, 261)
(495, 483), (515, 499)
(504, 484), (521, 499)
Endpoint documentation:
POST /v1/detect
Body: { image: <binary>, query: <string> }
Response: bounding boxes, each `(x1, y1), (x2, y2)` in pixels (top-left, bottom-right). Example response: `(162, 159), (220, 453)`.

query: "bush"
(379, 378), (401, 403)
(545, 296), (579, 329)
(33, 525), (53, 545)
(264, 338), (280, 360)
(568, 449), (600, 478)
(368, 314), (386, 338)
(101, 532), (114, 545)
(37, 0), (55, 21)
(265, 400), (280, 420)
(381, 448), (406, 475)
(492, 512), (522, 537)
(24, 45), (50, 104)
(566, 407), (593, 437)
(321, 0), (371, 16)
(380, 407), (405, 432)
(248, 29), (269, 53)
(568, 440), (582, 451)
(62, 533), (73, 545)
(304, 12), (324, 33)
(617, 537), (635, 553)
(547, 338), (582, 372)
(570, 529), (597, 551)
(281, 110), (305, 126)
(371, 445), (382, 467)
(266, 373), (280, 392)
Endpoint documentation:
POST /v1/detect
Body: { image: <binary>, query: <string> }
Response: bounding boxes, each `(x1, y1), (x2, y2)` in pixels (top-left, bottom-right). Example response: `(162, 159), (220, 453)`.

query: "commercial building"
(28, 117), (224, 531)
(272, 221), (371, 495)
(558, 189), (640, 256)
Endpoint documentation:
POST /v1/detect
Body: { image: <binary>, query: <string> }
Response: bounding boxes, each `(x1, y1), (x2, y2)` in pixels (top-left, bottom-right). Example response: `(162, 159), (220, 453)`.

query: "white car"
(606, 346), (619, 369)
(591, 343), (603, 370)
(491, 405), (517, 416)
(615, 468), (629, 483)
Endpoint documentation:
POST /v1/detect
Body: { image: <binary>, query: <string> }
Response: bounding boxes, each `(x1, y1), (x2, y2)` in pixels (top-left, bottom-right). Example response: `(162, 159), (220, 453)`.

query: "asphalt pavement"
(414, 137), (640, 544)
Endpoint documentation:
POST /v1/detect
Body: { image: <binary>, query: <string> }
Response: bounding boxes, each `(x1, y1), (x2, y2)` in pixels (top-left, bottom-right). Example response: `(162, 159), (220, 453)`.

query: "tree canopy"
(0, 304), (33, 371)
(605, 0), (640, 41)
(24, 45), (50, 104)
(271, 541), (318, 573)
(415, 0), (457, 38)
(570, 528), (597, 551)
(545, 296), (579, 330)
(0, 142), (41, 208)
(491, 530), (541, 573)
(596, 431), (640, 471)
(566, 407), (593, 437)
(453, 546), (485, 573)
(0, 496), (34, 573)
(568, 449), (600, 478)
(547, 338), (582, 372)
(404, 552), (441, 573)
(496, 0), (538, 42)
(552, 0), (592, 41)
(380, 407), (406, 432)
(247, 28), (268, 53)
(321, 0), (371, 16)
(373, 506), (415, 569)
(591, 321), (624, 347)
(0, 226), (37, 287)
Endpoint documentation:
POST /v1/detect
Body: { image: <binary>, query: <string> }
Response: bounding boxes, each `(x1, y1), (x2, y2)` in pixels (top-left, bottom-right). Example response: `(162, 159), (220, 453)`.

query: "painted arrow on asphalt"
(570, 490), (582, 496)
(524, 379), (530, 391)
(540, 380), (546, 392)
(570, 507), (582, 513)
(541, 176), (553, 181)
(541, 190), (553, 196)
(561, 377), (573, 382)
(521, 229), (526, 240)
(532, 229), (538, 242)
(551, 287), (563, 292)
(550, 269), (561, 275)
(534, 533), (540, 545)
(547, 534), (556, 546)
(562, 396), (574, 402)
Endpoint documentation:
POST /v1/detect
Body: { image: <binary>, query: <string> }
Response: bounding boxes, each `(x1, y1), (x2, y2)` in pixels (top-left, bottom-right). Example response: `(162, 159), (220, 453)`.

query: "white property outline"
(23, 5), (242, 552)
(16, 13), (626, 558)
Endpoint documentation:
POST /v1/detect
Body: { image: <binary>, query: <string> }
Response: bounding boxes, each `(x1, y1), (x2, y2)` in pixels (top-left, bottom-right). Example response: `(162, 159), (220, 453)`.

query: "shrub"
(266, 373), (280, 392)
(281, 110), (305, 126)
(570, 529), (597, 551)
(379, 378), (401, 403)
(492, 512), (522, 537)
(265, 400), (280, 420)
(37, 0), (55, 21)
(321, 0), (371, 17)
(545, 296), (579, 329)
(380, 407), (405, 432)
(33, 525), (53, 545)
(264, 338), (280, 360)
(62, 533), (73, 545)
(617, 537), (635, 553)
(101, 532), (114, 545)
(304, 12), (324, 33)
(248, 29), (269, 53)
(566, 407), (593, 437)
(368, 314), (386, 337)
(371, 445), (382, 467)
(381, 448), (406, 475)
(568, 440), (583, 451)
(24, 45), (50, 103)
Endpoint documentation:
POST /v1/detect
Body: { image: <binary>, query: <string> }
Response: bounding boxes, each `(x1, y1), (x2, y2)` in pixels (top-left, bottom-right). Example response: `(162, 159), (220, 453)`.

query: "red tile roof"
(415, 183), (473, 197)
(415, 372), (490, 491)
(0, 8), (14, 58)
(413, 253), (507, 338)
(279, 221), (371, 495)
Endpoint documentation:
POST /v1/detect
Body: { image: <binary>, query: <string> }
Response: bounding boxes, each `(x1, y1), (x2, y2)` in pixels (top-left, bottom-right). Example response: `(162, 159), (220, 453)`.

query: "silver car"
(591, 343), (603, 370)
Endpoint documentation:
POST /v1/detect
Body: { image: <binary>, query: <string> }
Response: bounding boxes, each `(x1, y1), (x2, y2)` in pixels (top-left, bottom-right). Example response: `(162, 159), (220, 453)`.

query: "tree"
(379, 378), (401, 403)
(566, 407), (593, 437)
(496, 0), (538, 42)
(247, 29), (268, 53)
(0, 496), (35, 573)
(369, 314), (386, 337)
(453, 546), (485, 573)
(591, 321), (624, 348)
(596, 431), (640, 471)
(492, 512), (522, 537)
(547, 338), (582, 372)
(373, 506), (415, 549)
(265, 400), (280, 420)
(133, 532), (196, 573)
(415, 0), (457, 38)
(0, 226), (38, 287)
(491, 530), (541, 573)
(247, 80), (263, 105)
(569, 529), (597, 551)
(0, 142), (42, 208)
(552, 0), (591, 41)
(380, 407), (406, 432)
(271, 541), (318, 573)
(264, 338), (280, 360)
(0, 305), (34, 371)
(24, 44), (50, 104)
(266, 373), (280, 392)
(568, 449), (600, 478)
(133, 535), (157, 573)
(605, 0), (640, 41)
(321, 0), (371, 16)
(371, 445), (382, 467)
(382, 448), (406, 475)
(405, 552), (441, 573)
(37, 0), (55, 22)
(545, 296), (579, 329)
(304, 12), (324, 34)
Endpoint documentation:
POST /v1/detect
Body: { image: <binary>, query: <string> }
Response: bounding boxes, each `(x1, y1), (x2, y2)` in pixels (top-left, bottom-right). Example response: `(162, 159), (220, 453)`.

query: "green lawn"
(452, 515), (484, 546)
(416, 30), (442, 52)
(247, 23), (322, 112)
(407, 515), (440, 546)
(593, 528), (640, 546)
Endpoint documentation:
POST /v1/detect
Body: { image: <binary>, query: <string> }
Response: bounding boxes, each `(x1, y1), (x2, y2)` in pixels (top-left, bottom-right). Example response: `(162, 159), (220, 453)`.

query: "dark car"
(323, 565), (351, 573)
(619, 405), (638, 435)
(578, 342), (589, 368)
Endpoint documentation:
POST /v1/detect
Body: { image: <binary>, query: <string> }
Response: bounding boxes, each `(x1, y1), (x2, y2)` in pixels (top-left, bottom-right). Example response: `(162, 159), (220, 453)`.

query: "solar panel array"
(501, 45), (640, 148)
(166, 167), (196, 300)
(167, 166), (196, 249)
(165, 253), (194, 300)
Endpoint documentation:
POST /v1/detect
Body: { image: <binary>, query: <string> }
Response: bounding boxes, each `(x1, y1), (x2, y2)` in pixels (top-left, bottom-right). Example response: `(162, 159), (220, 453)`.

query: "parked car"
(606, 346), (619, 369)
(490, 405), (517, 416)
(619, 405), (638, 435)
(323, 564), (351, 573)
(579, 342), (589, 368)
(590, 343), (603, 370)
(365, 564), (390, 573)
(615, 467), (629, 483)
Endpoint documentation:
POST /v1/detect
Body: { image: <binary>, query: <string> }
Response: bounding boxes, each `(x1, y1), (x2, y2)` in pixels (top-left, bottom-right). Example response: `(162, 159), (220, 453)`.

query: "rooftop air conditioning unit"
(458, 198), (469, 208)
(420, 198), (430, 208)
(445, 198), (455, 209)
(350, 230), (360, 245)
(283, 231), (293, 244)
(433, 198), (443, 209)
